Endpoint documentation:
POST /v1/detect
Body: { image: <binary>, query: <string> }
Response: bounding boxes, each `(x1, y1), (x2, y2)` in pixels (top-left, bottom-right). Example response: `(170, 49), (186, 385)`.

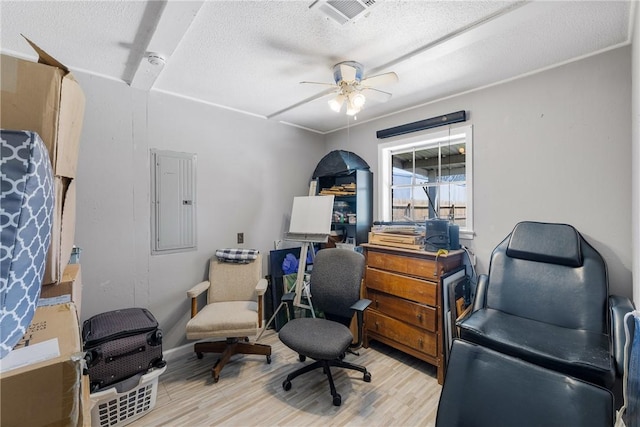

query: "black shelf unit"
(316, 169), (373, 245)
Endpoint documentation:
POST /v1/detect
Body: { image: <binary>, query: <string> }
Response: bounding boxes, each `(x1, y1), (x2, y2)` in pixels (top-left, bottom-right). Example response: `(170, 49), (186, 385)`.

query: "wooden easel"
(284, 184), (333, 310)
(256, 184), (334, 341)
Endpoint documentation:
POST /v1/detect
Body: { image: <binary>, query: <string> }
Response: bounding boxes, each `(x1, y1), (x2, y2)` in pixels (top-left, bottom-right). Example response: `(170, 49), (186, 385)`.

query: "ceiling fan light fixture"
(346, 102), (360, 116)
(351, 92), (366, 108)
(328, 94), (345, 112)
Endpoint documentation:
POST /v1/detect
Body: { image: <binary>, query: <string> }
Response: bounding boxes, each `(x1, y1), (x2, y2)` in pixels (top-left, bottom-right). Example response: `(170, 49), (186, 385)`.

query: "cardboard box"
(0, 37), (85, 178)
(42, 176), (76, 285)
(0, 303), (86, 427)
(41, 263), (83, 316)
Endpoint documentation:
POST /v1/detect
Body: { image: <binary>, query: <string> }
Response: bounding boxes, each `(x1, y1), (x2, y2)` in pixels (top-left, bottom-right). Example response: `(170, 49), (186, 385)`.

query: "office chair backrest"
(486, 221), (608, 333)
(310, 248), (365, 326)
(207, 253), (262, 304)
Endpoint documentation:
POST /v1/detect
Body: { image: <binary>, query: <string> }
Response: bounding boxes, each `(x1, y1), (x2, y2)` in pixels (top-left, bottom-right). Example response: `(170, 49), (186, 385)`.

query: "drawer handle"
(418, 338), (423, 348)
(375, 321), (380, 330)
(416, 313), (423, 322)
(375, 299), (379, 308)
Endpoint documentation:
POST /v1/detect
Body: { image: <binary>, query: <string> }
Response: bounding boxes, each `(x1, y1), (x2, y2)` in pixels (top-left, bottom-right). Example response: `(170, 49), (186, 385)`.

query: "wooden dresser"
(361, 244), (464, 384)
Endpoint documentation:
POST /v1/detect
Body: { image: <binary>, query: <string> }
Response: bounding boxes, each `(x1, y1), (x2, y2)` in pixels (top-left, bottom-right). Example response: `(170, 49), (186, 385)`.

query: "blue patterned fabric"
(215, 248), (259, 263)
(0, 130), (54, 359)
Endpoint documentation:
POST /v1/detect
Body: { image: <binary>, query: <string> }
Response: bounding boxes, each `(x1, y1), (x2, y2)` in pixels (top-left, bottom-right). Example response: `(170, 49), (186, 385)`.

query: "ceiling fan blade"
(360, 72), (399, 88)
(361, 87), (392, 103)
(339, 63), (357, 83)
(300, 81), (337, 87)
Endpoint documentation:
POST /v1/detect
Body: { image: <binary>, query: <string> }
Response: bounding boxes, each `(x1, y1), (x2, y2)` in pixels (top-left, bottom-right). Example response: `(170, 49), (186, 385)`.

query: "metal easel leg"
(256, 299), (291, 342)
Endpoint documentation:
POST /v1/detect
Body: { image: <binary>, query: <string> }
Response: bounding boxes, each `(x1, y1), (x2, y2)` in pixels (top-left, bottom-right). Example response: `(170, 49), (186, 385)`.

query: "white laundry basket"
(90, 366), (166, 427)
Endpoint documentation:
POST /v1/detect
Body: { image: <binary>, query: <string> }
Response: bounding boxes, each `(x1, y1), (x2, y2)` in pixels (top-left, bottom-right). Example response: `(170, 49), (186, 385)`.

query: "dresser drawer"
(367, 250), (437, 279)
(366, 267), (437, 306)
(366, 310), (437, 357)
(367, 290), (437, 332)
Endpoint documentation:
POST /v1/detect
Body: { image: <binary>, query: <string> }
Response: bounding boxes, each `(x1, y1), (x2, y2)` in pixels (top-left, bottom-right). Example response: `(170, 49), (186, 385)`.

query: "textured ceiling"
(0, 1), (634, 134)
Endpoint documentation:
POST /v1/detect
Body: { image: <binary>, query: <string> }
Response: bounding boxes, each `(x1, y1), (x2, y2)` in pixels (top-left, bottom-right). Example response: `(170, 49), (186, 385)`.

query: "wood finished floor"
(129, 330), (442, 427)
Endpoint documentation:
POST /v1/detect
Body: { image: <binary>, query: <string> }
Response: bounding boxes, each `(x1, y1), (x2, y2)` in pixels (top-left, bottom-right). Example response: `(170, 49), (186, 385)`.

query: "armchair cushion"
(460, 308), (615, 388)
(186, 301), (258, 340)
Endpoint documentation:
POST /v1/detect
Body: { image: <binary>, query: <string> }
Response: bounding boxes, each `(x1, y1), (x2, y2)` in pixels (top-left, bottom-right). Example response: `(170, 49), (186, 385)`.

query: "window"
(378, 125), (473, 238)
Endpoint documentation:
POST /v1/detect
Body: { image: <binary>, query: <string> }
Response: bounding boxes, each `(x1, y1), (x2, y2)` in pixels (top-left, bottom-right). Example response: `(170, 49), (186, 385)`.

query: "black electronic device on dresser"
(425, 219), (460, 252)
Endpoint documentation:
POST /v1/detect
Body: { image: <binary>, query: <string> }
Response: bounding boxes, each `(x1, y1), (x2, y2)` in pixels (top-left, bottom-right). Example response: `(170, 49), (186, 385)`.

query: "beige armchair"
(186, 253), (272, 382)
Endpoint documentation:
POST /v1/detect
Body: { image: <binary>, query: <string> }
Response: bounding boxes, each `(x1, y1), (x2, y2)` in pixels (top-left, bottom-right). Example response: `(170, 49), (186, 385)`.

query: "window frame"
(378, 124), (474, 239)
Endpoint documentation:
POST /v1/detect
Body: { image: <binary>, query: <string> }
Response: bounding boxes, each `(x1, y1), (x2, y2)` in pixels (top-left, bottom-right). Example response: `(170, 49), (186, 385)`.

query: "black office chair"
(278, 248), (371, 406)
(436, 339), (614, 427)
(458, 221), (635, 405)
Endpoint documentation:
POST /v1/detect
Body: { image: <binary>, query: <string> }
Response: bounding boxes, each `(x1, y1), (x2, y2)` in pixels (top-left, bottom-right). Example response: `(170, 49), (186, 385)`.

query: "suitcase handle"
(105, 345), (146, 363)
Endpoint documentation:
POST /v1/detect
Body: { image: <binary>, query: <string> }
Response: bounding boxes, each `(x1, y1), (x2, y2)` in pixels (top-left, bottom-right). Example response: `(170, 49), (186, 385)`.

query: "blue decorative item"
(0, 130), (54, 359)
(282, 253), (298, 275)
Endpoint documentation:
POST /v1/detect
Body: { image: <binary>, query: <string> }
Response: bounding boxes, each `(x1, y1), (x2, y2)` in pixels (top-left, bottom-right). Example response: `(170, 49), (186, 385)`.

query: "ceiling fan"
(301, 61), (399, 116)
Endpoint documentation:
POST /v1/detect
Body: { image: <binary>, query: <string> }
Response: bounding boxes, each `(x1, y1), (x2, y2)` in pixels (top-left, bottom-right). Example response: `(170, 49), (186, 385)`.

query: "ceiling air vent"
(309, 0), (378, 25)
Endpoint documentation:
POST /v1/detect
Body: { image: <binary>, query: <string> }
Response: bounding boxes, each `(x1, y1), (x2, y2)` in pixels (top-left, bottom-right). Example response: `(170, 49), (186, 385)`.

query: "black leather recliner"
(457, 221), (635, 405)
(437, 339), (615, 427)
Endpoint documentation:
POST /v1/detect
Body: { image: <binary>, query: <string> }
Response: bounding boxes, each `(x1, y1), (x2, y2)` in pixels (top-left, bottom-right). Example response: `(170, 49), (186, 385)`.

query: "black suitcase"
(82, 307), (165, 392)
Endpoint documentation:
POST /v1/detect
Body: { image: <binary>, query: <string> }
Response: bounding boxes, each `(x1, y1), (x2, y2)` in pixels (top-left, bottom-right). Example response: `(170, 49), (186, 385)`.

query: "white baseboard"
(163, 342), (195, 362)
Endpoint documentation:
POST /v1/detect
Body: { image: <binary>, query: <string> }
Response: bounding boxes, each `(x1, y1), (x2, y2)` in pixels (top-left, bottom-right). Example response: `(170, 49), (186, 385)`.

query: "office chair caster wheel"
(332, 394), (342, 406)
(283, 380), (292, 391)
(244, 337), (250, 342)
(363, 372), (372, 382)
(196, 352), (203, 359)
(266, 355), (272, 364)
(299, 355), (306, 362)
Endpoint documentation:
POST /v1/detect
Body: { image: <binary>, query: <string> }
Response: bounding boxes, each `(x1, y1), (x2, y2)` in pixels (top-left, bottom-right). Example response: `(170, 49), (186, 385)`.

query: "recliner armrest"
(609, 294), (635, 376)
(471, 274), (489, 312)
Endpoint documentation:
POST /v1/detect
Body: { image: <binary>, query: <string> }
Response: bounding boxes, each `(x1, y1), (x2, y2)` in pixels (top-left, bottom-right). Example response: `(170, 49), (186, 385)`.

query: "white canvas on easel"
(285, 195), (334, 307)
(288, 195), (334, 238)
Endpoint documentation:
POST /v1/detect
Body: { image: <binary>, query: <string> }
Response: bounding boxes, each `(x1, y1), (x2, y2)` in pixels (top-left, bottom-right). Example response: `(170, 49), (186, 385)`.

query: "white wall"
(326, 46), (634, 300)
(74, 75), (325, 350)
(632, 0), (640, 308)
